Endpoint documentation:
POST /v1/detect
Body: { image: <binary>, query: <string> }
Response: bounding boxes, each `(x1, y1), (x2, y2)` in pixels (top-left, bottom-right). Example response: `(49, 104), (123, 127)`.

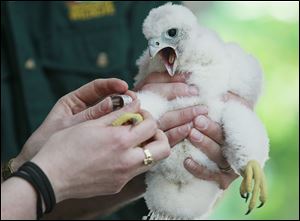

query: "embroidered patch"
(66, 1), (115, 21)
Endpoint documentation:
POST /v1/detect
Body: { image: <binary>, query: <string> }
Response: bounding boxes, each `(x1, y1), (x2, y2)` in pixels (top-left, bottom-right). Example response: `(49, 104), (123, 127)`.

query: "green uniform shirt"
(1, 1), (170, 219)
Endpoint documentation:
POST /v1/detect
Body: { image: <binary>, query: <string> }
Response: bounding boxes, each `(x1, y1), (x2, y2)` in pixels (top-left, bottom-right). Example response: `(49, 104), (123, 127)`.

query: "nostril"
(155, 42), (160, 46)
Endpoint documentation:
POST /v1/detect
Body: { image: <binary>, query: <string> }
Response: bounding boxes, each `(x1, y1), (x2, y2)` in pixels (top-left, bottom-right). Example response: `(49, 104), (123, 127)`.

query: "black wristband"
(23, 162), (56, 213)
(21, 164), (52, 213)
(12, 170), (43, 219)
(10, 161), (56, 219)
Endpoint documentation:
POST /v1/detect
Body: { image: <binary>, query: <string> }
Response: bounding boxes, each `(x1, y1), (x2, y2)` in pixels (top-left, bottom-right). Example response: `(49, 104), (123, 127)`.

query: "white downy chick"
(135, 3), (269, 220)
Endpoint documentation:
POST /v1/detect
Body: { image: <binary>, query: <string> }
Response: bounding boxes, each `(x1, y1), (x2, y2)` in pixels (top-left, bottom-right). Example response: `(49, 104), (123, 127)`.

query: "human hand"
(183, 114), (238, 189)
(135, 72), (253, 189)
(30, 100), (170, 203)
(13, 79), (135, 170)
(183, 92), (253, 189)
(135, 72), (208, 147)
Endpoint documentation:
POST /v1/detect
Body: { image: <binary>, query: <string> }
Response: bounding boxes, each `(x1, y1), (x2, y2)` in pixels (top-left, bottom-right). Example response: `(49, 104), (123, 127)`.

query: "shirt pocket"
(38, 18), (130, 77)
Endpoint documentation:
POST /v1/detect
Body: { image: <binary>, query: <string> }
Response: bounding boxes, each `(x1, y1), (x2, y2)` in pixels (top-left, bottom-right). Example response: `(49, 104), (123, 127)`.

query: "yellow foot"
(240, 160), (267, 215)
(112, 113), (143, 126)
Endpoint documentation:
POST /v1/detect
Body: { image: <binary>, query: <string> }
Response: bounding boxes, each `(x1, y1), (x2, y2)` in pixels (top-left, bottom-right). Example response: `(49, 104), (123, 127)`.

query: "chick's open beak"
(148, 38), (178, 76)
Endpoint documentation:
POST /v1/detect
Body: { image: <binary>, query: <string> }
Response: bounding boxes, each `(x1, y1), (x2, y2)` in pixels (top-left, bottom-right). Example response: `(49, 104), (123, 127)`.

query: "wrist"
(31, 155), (68, 203)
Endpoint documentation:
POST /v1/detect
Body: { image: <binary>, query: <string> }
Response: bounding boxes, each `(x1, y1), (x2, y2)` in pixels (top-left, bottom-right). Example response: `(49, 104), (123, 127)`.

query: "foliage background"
(185, 1), (299, 219)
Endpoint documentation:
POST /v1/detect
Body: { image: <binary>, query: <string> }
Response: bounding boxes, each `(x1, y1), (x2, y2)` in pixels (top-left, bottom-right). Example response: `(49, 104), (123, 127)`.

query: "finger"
(64, 79), (128, 114)
(218, 172), (239, 190)
(131, 130), (170, 175)
(110, 110), (157, 147)
(140, 129), (169, 163)
(124, 90), (137, 100)
(183, 158), (220, 182)
(158, 105), (208, 131)
(134, 72), (190, 90)
(71, 97), (113, 124)
(99, 99), (141, 125)
(188, 128), (229, 169)
(141, 83), (198, 100)
(123, 110), (158, 148)
(193, 115), (224, 145)
(165, 123), (192, 147)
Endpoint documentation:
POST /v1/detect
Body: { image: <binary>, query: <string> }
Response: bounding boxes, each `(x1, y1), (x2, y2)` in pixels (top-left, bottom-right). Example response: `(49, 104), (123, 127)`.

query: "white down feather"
(134, 3), (269, 220)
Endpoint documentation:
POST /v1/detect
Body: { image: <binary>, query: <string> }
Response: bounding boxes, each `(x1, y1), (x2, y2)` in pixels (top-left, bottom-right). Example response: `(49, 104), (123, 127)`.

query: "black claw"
(245, 193), (249, 202)
(257, 202), (264, 208)
(245, 209), (252, 215)
(240, 193), (246, 199)
(132, 118), (138, 125)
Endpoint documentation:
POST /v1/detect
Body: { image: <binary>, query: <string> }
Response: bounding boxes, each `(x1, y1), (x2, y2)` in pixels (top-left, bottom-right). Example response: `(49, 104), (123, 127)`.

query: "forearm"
(1, 177), (38, 219)
(43, 176), (145, 220)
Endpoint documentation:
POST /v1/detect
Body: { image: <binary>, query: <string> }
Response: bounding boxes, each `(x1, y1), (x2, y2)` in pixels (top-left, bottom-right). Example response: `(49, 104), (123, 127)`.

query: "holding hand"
(2, 78), (170, 220)
(135, 71), (207, 146)
(184, 92), (254, 189)
(184, 114), (238, 190)
(31, 100), (170, 203)
(136, 72), (255, 190)
(13, 79), (135, 170)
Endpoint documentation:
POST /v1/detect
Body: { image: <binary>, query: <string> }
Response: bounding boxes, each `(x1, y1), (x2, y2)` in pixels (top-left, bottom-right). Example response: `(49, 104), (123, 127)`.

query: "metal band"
(111, 95), (133, 110)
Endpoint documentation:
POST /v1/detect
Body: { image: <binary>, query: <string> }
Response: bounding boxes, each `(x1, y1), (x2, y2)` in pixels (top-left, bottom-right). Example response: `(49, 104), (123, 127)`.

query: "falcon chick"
(132, 3), (269, 220)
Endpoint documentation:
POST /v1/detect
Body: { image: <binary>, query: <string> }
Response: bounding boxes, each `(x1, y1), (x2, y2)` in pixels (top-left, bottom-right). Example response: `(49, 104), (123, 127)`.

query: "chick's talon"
(240, 193), (246, 199)
(245, 193), (249, 203)
(112, 113), (144, 126)
(257, 202), (264, 208)
(240, 160), (267, 215)
(245, 209), (251, 215)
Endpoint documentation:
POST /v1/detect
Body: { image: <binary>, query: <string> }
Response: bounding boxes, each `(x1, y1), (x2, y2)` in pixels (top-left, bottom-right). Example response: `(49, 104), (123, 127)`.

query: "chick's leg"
(240, 160), (267, 215)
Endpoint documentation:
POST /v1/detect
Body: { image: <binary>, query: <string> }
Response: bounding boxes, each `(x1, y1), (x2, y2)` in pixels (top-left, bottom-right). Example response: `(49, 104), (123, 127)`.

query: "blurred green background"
(186, 1), (299, 219)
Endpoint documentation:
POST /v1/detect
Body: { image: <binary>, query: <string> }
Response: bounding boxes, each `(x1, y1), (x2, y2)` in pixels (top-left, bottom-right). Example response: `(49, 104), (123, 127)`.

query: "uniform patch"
(66, 1), (115, 21)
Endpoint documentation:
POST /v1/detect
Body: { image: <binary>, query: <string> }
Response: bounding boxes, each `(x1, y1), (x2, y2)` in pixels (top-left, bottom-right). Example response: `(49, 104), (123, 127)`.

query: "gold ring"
(143, 149), (154, 166)
(219, 165), (232, 173)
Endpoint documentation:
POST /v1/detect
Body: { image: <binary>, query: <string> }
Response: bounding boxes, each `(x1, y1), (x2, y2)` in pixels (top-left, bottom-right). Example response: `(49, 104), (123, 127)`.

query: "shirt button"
(24, 58), (36, 70)
(97, 52), (108, 68)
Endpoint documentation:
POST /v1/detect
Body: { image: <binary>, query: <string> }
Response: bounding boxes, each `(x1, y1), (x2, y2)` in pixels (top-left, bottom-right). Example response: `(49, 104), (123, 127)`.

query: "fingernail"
(193, 106), (208, 115)
(188, 85), (199, 95)
(195, 116), (208, 130)
(100, 97), (111, 112)
(190, 129), (203, 142)
(184, 158), (194, 167)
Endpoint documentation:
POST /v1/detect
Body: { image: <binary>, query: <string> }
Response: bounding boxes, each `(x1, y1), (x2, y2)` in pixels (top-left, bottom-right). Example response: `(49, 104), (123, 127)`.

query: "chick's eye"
(167, 28), (177, 37)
